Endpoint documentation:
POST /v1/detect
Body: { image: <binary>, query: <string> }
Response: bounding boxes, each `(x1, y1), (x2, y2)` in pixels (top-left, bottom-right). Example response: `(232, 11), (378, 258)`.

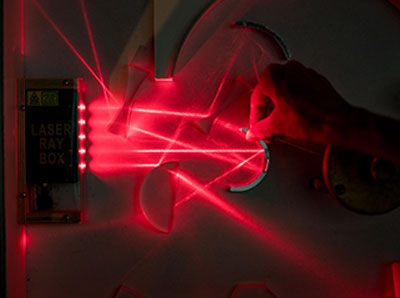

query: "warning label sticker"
(27, 91), (59, 106)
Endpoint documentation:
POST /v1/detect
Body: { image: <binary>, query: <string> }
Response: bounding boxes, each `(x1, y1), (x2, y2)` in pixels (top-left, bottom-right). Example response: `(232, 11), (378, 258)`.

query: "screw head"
(309, 177), (327, 192)
(63, 79), (70, 86)
(20, 105), (26, 111)
(21, 192), (27, 198)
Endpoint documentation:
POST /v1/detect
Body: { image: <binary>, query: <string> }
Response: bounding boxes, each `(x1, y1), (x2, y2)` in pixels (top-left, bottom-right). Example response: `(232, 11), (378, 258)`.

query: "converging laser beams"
(79, 0), (110, 108)
(32, 0), (119, 105)
(174, 150), (264, 207)
(129, 125), (257, 168)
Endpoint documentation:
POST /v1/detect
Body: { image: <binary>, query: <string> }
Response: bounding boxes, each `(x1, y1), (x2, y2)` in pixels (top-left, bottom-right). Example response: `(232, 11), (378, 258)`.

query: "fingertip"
(246, 129), (273, 144)
(245, 129), (264, 142)
(245, 129), (257, 142)
(248, 115), (277, 142)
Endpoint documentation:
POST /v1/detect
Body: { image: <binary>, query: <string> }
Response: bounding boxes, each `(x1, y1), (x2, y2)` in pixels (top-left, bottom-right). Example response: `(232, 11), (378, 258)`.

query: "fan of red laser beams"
(29, 0), (294, 261)
(89, 94), (264, 187)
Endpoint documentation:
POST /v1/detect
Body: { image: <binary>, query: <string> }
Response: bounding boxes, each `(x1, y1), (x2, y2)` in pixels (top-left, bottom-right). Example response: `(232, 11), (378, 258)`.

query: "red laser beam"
(90, 133), (261, 177)
(125, 149), (263, 153)
(173, 169), (349, 292)
(89, 105), (208, 118)
(156, 120), (185, 166)
(154, 77), (174, 82)
(31, 0), (119, 105)
(79, 0), (110, 107)
(94, 163), (161, 169)
(174, 150), (264, 207)
(172, 0), (224, 76)
(129, 125), (252, 168)
(252, 55), (260, 81)
(176, 169), (278, 238)
(206, 36), (244, 116)
(132, 107), (208, 118)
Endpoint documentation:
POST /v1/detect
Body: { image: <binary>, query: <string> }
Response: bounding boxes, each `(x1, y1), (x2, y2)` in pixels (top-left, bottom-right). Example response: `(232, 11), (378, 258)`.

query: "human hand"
(246, 60), (352, 145)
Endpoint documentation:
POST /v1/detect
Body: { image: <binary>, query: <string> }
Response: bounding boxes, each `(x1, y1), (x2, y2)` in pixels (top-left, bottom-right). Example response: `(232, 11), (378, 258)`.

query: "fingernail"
(246, 130), (258, 142)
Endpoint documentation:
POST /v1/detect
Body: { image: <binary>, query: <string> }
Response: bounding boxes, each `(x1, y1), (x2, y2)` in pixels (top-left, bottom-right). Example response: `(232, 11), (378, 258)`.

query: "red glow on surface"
(393, 262), (400, 298)
(388, 0), (400, 10)
(154, 77), (174, 82)
(20, 0), (24, 55)
(126, 149), (262, 153)
(20, 229), (28, 252)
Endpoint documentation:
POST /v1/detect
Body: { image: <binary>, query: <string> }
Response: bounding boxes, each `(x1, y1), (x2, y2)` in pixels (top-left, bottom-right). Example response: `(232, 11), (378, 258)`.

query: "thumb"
(246, 115), (277, 142)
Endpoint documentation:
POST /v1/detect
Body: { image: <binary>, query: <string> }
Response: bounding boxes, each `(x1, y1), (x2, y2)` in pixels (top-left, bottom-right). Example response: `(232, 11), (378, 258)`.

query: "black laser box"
(23, 80), (79, 183)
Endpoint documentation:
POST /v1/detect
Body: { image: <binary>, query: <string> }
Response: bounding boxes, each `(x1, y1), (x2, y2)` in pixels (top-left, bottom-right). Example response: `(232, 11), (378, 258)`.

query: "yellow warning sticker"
(27, 91), (41, 106)
(27, 91), (59, 106)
